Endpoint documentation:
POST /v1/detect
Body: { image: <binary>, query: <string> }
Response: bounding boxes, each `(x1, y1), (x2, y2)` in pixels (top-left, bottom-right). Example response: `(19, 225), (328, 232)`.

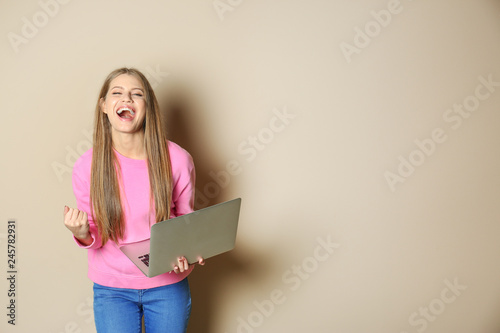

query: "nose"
(121, 92), (132, 103)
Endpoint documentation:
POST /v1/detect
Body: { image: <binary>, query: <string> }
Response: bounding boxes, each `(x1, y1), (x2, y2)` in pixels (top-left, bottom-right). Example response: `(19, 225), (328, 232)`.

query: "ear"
(99, 97), (107, 114)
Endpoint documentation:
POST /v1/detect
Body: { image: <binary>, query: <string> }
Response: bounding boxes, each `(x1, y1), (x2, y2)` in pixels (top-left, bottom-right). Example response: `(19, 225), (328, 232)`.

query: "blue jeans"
(93, 278), (191, 333)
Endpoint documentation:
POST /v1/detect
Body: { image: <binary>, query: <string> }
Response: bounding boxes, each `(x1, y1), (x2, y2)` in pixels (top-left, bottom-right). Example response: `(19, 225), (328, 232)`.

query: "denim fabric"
(93, 278), (191, 333)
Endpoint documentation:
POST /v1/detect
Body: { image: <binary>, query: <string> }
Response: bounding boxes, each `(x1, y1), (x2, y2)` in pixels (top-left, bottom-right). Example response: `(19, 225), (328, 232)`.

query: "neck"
(111, 131), (146, 160)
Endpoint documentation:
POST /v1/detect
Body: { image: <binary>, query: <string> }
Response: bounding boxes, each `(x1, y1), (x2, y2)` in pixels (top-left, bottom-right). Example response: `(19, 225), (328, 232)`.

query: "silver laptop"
(119, 198), (241, 278)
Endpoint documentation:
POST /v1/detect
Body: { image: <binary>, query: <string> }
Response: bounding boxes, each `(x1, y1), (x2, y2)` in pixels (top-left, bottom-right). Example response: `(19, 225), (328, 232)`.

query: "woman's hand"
(64, 206), (92, 245)
(172, 256), (205, 274)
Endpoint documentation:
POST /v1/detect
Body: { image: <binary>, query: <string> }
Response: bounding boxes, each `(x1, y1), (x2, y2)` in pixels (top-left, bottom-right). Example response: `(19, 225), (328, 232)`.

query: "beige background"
(1, 0), (500, 332)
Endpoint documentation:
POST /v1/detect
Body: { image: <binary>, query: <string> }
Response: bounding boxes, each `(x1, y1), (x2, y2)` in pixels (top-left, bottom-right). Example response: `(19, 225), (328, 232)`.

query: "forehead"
(109, 74), (144, 90)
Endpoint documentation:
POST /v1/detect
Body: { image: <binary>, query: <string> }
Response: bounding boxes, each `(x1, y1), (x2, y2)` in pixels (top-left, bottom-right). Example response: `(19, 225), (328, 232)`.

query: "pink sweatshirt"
(72, 141), (195, 289)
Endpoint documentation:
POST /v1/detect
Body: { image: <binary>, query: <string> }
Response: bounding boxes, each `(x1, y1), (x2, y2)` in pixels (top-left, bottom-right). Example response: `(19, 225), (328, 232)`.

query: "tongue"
(119, 111), (133, 119)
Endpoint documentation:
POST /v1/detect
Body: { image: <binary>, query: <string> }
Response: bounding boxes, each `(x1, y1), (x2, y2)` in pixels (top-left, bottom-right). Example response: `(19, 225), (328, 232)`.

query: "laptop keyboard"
(138, 254), (150, 267)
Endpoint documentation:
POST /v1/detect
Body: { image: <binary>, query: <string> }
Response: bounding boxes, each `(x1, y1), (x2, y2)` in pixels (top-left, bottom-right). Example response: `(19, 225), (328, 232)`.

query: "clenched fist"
(64, 206), (92, 245)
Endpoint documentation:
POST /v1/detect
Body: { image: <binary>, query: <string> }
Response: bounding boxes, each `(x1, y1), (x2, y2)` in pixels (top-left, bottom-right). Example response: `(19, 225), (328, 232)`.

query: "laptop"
(119, 198), (241, 278)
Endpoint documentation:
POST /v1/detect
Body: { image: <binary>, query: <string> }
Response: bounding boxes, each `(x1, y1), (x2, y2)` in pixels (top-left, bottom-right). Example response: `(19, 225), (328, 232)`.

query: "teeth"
(117, 107), (135, 115)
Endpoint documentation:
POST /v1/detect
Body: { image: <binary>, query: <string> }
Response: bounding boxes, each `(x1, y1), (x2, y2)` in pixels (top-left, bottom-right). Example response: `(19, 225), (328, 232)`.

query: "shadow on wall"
(159, 83), (267, 333)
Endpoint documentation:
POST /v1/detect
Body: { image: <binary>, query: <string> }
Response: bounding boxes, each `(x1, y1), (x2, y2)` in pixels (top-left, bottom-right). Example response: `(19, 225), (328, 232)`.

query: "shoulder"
(73, 148), (93, 177)
(168, 141), (194, 171)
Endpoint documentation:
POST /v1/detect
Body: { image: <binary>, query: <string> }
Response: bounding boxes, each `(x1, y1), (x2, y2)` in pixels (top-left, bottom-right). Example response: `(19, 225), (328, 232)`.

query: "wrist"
(74, 232), (92, 246)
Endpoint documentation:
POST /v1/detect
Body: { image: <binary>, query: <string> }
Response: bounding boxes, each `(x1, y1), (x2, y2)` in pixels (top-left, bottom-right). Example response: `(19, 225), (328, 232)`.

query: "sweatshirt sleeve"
(72, 155), (103, 250)
(171, 148), (196, 217)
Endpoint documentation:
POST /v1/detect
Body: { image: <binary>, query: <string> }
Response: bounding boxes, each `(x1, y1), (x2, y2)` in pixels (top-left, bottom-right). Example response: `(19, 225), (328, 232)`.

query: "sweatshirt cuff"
(73, 232), (98, 249)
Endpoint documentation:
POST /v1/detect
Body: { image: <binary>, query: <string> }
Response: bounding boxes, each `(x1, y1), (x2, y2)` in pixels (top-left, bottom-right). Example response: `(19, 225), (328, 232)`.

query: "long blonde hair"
(90, 67), (172, 246)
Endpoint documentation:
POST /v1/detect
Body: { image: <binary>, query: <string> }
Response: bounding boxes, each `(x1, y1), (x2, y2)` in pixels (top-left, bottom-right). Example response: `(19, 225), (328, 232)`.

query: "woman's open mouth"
(116, 106), (136, 120)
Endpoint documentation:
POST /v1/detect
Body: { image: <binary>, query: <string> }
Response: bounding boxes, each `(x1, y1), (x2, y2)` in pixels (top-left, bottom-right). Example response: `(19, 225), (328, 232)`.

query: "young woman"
(63, 67), (203, 333)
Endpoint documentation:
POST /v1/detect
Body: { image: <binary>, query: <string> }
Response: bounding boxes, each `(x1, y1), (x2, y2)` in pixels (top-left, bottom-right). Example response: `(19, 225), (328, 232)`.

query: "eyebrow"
(111, 86), (144, 92)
